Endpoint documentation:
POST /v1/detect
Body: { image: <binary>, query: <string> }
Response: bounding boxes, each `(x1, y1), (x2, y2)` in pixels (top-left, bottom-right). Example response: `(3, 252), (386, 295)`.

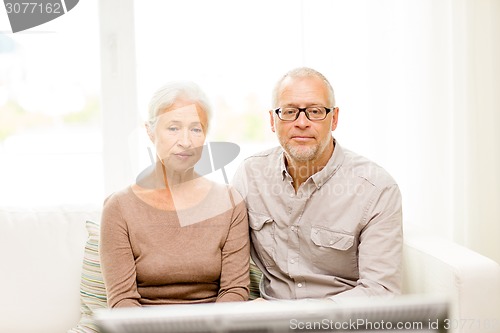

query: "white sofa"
(1, 205), (499, 333)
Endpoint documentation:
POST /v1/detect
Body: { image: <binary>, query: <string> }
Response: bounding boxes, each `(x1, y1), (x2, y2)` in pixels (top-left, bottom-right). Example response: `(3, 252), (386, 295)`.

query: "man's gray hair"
(271, 67), (336, 108)
(147, 81), (212, 130)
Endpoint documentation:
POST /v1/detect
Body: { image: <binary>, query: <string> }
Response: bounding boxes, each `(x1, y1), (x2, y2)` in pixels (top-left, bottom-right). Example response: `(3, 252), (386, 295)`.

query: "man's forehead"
(278, 76), (328, 100)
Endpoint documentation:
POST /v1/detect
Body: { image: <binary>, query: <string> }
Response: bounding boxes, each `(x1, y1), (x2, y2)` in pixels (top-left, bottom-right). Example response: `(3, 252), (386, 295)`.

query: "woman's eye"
(192, 128), (203, 133)
(168, 127), (179, 132)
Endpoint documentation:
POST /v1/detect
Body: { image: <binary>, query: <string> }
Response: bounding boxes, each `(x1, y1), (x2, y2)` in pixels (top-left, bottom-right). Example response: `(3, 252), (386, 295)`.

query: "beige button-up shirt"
(232, 140), (402, 301)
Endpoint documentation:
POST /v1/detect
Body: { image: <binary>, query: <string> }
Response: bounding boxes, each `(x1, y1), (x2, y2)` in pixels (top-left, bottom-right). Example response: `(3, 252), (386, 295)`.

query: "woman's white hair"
(147, 81), (212, 131)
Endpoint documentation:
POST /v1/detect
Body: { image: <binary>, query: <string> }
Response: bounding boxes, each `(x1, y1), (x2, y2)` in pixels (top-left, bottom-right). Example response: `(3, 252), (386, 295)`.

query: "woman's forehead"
(157, 103), (207, 123)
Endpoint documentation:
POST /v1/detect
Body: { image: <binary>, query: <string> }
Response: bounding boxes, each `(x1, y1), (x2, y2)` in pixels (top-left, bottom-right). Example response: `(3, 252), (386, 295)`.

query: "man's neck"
(286, 140), (335, 192)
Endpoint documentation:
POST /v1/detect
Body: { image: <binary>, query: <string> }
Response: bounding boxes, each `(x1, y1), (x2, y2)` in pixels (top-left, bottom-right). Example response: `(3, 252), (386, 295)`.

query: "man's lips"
(291, 135), (314, 142)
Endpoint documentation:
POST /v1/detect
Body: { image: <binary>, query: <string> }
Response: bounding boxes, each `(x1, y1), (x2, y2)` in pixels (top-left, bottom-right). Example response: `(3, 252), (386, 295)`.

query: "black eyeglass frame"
(274, 106), (334, 121)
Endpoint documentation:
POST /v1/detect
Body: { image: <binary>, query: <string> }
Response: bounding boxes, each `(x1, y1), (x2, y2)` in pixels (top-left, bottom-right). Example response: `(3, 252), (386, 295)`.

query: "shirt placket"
(285, 181), (314, 299)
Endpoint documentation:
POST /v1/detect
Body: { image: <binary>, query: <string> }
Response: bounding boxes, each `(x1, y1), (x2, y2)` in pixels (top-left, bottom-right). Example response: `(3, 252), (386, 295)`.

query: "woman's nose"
(177, 129), (192, 147)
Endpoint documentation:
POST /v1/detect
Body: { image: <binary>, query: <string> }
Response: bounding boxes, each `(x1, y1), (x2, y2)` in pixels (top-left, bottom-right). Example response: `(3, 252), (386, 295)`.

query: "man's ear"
(331, 107), (339, 131)
(269, 110), (276, 133)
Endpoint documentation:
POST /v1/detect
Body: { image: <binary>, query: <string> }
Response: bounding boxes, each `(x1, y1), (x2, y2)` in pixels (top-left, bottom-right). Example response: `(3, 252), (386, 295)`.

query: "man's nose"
(294, 111), (311, 127)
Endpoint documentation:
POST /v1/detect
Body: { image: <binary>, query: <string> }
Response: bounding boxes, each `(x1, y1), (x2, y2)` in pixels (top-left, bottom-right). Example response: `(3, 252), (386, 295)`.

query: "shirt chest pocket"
(248, 211), (276, 267)
(309, 227), (358, 277)
(310, 227), (354, 250)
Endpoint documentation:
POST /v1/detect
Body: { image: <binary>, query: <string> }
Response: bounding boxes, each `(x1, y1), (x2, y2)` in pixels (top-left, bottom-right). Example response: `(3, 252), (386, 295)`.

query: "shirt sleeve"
(230, 160), (250, 202)
(330, 184), (403, 301)
(100, 193), (142, 308)
(216, 187), (250, 302)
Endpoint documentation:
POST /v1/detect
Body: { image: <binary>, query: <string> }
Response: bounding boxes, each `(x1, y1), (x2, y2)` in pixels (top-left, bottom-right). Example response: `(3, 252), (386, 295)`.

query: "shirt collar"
(280, 152), (288, 181)
(310, 139), (345, 188)
(278, 138), (345, 187)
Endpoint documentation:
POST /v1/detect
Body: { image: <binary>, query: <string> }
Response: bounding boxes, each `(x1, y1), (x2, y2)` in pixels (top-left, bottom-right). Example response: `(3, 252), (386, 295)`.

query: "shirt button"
(329, 240), (334, 245)
(297, 283), (303, 288)
(290, 226), (296, 232)
(290, 259), (295, 264)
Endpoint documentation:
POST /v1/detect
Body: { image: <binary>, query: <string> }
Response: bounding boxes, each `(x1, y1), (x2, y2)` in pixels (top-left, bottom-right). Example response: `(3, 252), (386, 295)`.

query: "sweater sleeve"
(216, 187), (250, 302)
(100, 192), (142, 308)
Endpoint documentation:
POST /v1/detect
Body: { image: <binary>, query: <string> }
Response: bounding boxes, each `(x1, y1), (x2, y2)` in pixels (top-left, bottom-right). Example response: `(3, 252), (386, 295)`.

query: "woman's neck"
(162, 165), (199, 188)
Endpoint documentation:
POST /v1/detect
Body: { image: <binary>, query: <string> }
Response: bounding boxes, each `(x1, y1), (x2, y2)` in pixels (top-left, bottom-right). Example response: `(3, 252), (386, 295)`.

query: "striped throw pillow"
(68, 220), (107, 333)
(249, 261), (262, 300)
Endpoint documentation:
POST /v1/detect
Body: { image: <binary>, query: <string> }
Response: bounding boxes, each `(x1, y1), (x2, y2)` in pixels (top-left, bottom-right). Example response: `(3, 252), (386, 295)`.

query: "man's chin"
(285, 145), (317, 162)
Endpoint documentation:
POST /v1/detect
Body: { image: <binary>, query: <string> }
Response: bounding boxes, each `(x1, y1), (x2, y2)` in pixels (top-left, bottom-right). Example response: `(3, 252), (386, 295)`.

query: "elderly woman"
(100, 81), (250, 307)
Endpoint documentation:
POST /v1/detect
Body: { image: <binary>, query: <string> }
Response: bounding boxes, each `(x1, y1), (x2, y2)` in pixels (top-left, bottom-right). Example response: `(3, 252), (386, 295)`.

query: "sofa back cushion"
(0, 205), (101, 333)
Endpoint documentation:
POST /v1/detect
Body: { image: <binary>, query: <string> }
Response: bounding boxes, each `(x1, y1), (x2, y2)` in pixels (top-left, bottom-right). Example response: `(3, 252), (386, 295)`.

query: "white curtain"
(449, 0), (500, 264)
(300, 0), (500, 264)
(99, 0), (500, 263)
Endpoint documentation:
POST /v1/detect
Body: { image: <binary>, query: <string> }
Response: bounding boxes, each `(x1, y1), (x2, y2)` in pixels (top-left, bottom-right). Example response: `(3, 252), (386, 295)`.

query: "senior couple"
(99, 67), (403, 307)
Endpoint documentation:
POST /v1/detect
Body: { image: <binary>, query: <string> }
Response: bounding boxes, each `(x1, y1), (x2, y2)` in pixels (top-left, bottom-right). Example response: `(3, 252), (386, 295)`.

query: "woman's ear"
(145, 122), (155, 142)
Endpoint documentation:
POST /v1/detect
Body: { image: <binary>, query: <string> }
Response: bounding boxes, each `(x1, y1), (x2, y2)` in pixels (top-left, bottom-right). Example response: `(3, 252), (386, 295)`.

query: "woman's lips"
(174, 152), (194, 160)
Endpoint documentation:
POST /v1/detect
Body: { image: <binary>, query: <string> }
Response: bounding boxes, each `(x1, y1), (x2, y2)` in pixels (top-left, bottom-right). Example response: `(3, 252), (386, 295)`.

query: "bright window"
(131, 0), (306, 182)
(0, 0), (102, 205)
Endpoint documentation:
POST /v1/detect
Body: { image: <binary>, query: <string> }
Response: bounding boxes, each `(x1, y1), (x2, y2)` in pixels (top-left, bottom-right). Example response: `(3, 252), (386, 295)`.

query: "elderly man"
(232, 67), (402, 302)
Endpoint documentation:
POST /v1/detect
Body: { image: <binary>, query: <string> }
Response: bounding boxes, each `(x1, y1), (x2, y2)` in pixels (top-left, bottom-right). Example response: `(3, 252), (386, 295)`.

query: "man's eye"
(308, 108), (323, 114)
(168, 127), (179, 132)
(192, 128), (203, 133)
(283, 109), (297, 115)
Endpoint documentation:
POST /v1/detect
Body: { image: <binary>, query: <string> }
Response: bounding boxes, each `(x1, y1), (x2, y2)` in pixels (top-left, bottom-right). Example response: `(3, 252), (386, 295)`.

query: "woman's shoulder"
(103, 185), (135, 209)
(205, 180), (244, 206)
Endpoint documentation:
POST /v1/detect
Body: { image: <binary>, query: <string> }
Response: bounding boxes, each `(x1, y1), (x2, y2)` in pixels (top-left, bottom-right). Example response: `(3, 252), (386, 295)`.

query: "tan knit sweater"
(100, 183), (250, 308)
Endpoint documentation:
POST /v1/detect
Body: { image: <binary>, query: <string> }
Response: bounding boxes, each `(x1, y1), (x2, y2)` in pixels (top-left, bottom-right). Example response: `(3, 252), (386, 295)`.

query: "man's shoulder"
(232, 146), (282, 186)
(241, 146), (282, 165)
(341, 147), (398, 188)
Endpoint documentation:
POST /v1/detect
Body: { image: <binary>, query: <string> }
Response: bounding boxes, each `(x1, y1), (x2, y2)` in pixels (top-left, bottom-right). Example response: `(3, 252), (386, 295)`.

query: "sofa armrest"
(402, 225), (500, 333)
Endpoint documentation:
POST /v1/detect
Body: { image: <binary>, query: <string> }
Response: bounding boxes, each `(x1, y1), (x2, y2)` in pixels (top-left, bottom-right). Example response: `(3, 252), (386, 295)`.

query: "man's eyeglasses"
(274, 106), (333, 121)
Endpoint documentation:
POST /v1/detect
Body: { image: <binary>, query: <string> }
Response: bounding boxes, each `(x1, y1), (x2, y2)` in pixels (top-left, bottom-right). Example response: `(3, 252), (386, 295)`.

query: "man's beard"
(283, 142), (319, 162)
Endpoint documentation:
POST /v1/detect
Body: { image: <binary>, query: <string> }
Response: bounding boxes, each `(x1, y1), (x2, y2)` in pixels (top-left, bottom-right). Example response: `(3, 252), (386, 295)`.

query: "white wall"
(98, 0), (500, 264)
